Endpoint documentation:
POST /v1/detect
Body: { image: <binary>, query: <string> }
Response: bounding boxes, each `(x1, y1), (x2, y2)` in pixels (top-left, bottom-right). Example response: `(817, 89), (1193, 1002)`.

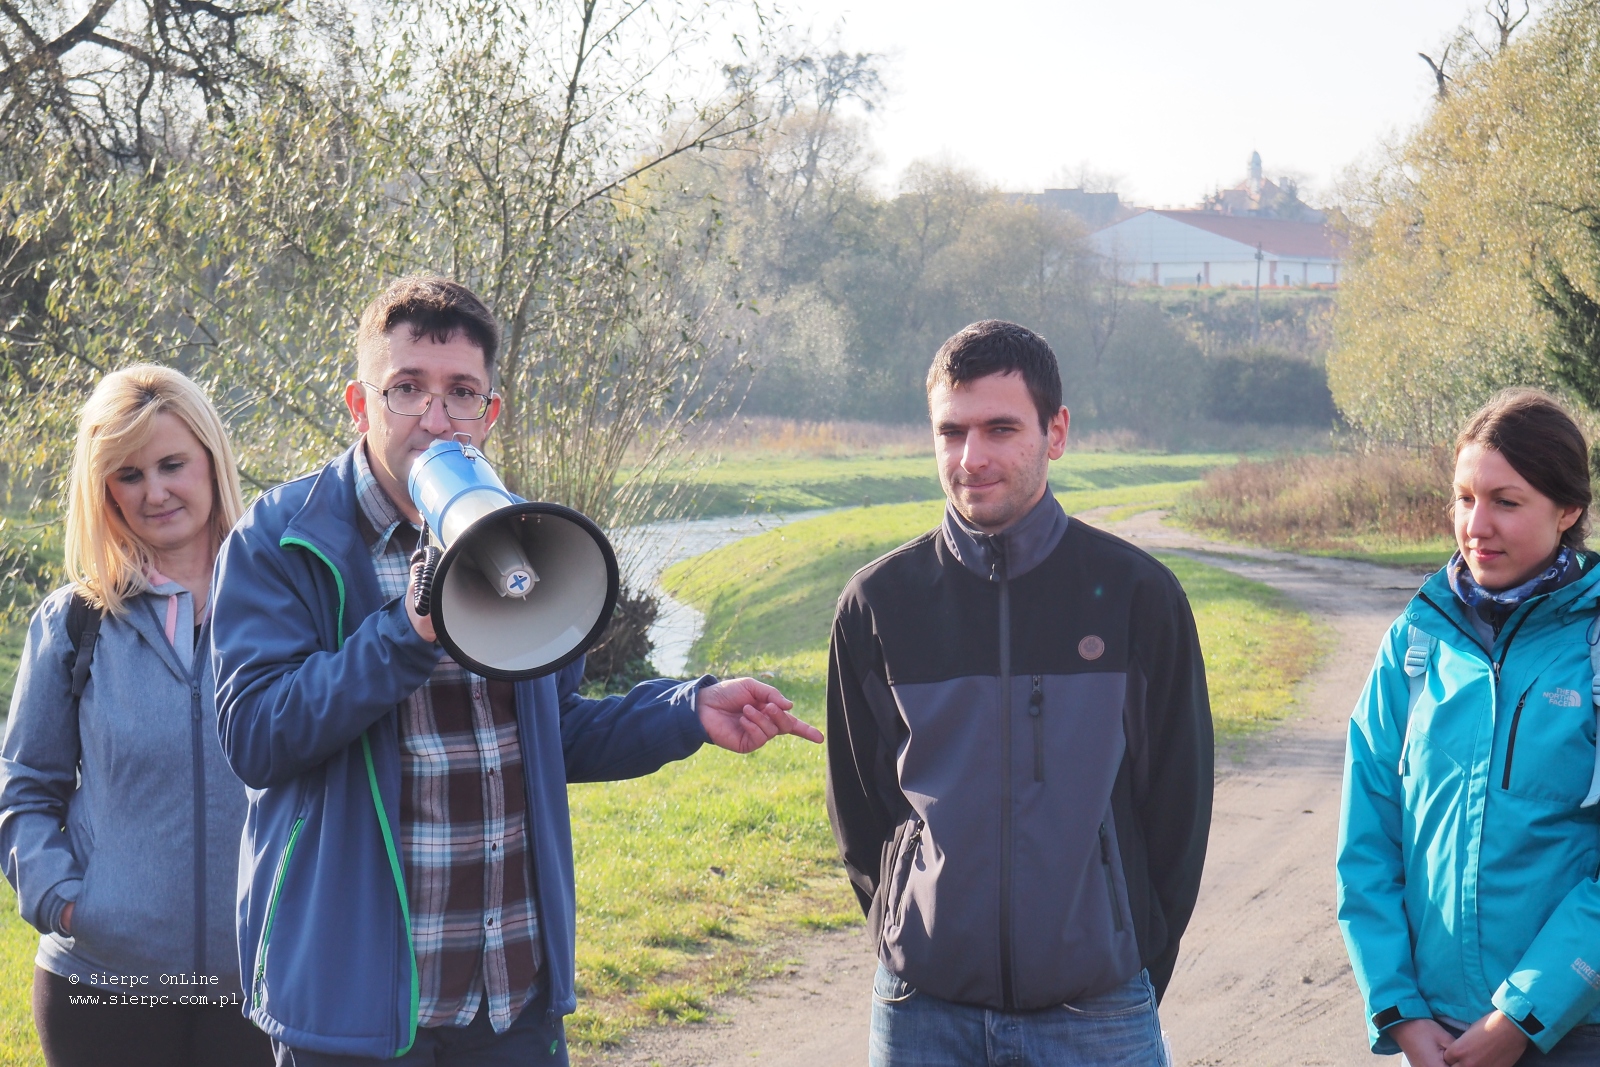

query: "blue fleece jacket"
(210, 445), (709, 1058)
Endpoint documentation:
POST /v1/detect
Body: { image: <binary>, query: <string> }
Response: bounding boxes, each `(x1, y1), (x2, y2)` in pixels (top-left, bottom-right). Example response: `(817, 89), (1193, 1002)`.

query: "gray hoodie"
(0, 581), (247, 991)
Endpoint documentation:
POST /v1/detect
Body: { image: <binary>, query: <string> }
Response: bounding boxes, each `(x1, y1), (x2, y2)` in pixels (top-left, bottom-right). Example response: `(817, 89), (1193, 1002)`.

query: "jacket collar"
(278, 442), (386, 620)
(941, 490), (1068, 582)
(117, 580), (192, 681)
(1415, 556), (1600, 650)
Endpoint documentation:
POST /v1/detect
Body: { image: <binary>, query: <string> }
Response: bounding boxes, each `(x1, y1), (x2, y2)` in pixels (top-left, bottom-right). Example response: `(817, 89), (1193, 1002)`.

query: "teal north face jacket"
(1338, 562), (1600, 1056)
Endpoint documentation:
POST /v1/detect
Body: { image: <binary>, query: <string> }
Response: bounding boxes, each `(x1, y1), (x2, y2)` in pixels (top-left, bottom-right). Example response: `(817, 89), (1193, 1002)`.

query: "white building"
(1091, 209), (1344, 288)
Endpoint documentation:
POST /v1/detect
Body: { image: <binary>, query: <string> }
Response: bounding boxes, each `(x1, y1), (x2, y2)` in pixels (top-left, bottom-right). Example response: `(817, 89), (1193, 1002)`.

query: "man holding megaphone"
(210, 276), (821, 1067)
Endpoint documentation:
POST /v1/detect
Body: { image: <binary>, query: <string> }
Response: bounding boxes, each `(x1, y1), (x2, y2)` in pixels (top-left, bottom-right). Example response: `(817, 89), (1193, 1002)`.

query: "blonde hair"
(65, 365), (245, 615)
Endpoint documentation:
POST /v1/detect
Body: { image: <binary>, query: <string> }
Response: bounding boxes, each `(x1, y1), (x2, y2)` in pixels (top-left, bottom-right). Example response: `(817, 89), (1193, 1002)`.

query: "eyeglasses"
(361, 381), (493, 421)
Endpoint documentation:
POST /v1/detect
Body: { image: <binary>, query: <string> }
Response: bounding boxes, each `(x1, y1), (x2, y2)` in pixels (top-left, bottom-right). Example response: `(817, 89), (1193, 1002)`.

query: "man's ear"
(1047, 406), (1070, 461)
(345, 381), (371, 434)
(481, 393), (502, 438)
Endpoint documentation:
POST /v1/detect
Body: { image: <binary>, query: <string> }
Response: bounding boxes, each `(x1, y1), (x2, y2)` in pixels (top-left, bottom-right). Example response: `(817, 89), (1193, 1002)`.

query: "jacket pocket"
(1099, 824), (1125, 934)
(1100, 825), (1126, 927)
(887, 819), (924, 932)
(1499, 681), (1596, 805)
(252, 816), (305, 1003)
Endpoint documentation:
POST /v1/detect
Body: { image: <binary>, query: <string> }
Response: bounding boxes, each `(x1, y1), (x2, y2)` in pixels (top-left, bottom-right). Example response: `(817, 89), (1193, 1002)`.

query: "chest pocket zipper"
(1501, 691), (1531, 790)
(1029, 676), (1044, 782)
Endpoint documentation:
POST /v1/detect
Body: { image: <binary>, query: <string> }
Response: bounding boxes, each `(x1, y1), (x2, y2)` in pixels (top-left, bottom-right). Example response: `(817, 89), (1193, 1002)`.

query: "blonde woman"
(0, 366), (270, 1067)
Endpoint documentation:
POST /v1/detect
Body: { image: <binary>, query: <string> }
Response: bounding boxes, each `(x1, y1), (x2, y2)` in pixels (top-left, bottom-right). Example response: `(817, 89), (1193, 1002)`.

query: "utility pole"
(1254, 243), (1264, 342)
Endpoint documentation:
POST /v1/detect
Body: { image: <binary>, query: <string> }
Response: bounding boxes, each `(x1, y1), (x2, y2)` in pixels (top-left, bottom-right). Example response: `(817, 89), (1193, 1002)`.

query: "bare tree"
(1483, 0), (1531, 51)
(0, 0), (283, 165)
(1419, 44), (1453, 98)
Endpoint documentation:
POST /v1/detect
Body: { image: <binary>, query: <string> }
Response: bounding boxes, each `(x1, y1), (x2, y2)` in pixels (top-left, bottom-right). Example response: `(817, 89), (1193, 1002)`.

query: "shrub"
(582, 586), (659, 693)
(1205, 349), (1337, 426)
(1179, 449), (1453, 549)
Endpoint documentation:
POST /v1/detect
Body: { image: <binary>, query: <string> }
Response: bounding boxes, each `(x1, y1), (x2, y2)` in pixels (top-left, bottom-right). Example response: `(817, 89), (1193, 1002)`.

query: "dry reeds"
(702, 419), (932, 457)
(1181, 449), (1454, 549)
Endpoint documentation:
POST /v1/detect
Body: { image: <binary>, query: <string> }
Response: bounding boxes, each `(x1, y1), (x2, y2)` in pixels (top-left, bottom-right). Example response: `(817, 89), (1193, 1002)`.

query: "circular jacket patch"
(1078, 635), (1106, 661)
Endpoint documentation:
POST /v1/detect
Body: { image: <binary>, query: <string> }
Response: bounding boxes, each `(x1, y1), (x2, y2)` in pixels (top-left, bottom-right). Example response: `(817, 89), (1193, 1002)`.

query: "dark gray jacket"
(0, 582), (246, 990)
(825, 494), (1213, 1010)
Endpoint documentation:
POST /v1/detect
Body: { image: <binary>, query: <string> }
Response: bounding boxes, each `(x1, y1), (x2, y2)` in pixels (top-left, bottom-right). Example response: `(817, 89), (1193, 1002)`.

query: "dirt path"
(591, 512), (1422, 1066)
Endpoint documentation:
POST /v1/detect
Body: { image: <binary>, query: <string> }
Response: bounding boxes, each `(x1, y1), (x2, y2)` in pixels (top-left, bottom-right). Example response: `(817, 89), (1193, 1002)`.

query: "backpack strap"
(1582, 614), (1600, 808)
(64, 592), (104, 701)
(1399, 625), (1435, 776)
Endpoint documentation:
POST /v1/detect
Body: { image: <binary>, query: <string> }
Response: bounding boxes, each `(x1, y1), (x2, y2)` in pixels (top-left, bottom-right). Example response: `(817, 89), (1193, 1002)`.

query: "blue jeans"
(869, 962), (1168, 1067)
(272, 1001), (567, 1067)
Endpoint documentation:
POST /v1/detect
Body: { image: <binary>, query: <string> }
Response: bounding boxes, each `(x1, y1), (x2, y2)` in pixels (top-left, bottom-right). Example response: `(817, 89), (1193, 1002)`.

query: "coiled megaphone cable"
(410, 520), (443, 618)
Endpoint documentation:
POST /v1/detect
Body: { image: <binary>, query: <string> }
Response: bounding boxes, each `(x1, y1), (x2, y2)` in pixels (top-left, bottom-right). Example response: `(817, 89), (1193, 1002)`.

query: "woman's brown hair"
(1456, 388), (1592, 550)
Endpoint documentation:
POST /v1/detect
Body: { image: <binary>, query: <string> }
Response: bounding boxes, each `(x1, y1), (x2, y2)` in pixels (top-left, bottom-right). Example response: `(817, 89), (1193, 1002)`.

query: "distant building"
(1089, 153), (1343, 288)
(1091, 210), (1344, 288)
(1024, 187), (1135, 228)
(1201, 151), (1324, 223)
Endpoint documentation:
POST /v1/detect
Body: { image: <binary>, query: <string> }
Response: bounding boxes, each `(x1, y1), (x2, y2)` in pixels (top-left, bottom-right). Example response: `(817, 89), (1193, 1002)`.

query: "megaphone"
(407, 437), (619, 680)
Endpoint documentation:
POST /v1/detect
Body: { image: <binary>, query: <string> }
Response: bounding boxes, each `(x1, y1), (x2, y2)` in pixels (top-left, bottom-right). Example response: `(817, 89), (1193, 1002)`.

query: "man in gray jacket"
(826, 320), (1213, 1066)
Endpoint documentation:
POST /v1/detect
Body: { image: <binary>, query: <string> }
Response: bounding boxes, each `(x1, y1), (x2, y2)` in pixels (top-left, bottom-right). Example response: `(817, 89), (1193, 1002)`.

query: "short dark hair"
(926, 320), (1062, 431)
(1456, 388), (1591, 549)
(357, 275), (501, 372)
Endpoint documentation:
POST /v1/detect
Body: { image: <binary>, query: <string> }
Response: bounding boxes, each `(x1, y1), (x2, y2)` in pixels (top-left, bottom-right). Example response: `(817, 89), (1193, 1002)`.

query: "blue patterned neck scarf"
(1448, 546), (1585, 640)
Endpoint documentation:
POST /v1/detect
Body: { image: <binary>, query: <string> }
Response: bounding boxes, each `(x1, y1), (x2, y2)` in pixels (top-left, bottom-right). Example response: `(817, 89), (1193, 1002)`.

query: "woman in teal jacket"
(1339, 389), (1600, 1067)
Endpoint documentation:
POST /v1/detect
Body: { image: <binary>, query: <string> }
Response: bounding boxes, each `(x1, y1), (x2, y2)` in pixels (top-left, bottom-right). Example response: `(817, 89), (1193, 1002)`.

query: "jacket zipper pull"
(1029, 676), (1044, 782)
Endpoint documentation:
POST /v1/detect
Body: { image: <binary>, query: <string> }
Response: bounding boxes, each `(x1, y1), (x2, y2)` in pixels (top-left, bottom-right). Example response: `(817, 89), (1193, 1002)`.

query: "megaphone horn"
(408, 437), (619, 680)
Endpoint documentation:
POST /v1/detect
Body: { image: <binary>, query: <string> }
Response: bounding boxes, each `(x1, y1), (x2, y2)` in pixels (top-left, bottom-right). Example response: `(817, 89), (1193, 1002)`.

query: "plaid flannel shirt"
(354, 443), (542, 1033)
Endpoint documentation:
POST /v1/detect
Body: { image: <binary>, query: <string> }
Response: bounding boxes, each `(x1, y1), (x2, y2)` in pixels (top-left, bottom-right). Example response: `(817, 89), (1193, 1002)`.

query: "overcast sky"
(781, 0), (1504, 207)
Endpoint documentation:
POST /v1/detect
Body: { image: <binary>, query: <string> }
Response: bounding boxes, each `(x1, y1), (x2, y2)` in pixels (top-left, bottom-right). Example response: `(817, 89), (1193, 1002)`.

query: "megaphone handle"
(411, 545), (442, 617)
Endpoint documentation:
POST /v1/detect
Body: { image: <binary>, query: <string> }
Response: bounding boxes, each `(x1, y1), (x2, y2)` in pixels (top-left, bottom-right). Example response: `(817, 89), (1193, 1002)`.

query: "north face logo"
(1545, 688), (1583, 708)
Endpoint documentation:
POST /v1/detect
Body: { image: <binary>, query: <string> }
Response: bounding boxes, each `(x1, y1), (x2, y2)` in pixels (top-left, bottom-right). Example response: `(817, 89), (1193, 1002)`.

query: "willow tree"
(2, 0), (778, 614)
(1329, 0), (1600, 443)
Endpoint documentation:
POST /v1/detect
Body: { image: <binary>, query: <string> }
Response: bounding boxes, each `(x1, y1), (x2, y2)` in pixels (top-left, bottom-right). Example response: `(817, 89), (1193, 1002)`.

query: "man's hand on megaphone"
(696, 678), (823, 754)
(406, 554), (438, 643)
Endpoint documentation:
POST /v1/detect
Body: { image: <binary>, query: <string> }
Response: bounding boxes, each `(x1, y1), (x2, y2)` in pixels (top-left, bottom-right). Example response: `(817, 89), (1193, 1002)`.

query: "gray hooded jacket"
(0, 581), (247, 991)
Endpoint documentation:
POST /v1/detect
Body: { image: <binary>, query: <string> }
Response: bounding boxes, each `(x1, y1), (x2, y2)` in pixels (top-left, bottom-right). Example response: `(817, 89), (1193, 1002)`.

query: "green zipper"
(253, 816), (305, 1000)
(364, 732), (420, 1055)
(280, 534), (419, 1056)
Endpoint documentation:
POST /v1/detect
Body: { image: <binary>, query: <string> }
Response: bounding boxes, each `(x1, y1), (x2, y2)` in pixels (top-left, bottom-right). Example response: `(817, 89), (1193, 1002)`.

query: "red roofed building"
(1091, 208), (1345, 288)
(1088, 152), (1345, 287)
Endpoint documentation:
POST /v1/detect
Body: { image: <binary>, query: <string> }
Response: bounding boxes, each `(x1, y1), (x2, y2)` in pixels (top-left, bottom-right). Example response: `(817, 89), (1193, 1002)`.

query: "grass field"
(653, 451), (1229, 518)
(0, 884), (37, 1067)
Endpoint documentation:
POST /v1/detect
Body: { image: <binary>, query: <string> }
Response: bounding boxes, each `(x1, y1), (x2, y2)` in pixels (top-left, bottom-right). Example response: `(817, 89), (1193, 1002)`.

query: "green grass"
(655, 451), (1229, 518)
(565, 688), (851, 1049)
(0, 624), (25, 715)
(0, 883), (41, 1067)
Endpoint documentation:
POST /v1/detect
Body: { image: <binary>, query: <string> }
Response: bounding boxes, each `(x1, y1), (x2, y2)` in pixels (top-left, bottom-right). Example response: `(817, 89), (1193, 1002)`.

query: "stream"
(614, 510), (833, 676)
